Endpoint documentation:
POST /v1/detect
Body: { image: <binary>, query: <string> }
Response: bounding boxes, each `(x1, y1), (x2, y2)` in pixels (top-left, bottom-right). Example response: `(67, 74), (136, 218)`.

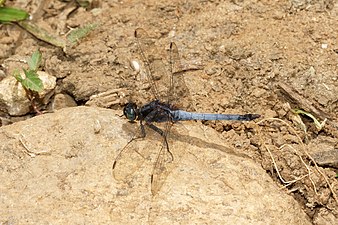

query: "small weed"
(67, 23), (98, 47)
(13, 49), (43, 92)
(13, 49), (44, 114)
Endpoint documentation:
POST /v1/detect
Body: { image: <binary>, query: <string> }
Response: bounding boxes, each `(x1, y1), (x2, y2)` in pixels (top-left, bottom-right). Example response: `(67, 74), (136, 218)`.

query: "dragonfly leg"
(143, 108), (174, 161)
(146, 122), (174, 162)
(139, 121), (146, 138)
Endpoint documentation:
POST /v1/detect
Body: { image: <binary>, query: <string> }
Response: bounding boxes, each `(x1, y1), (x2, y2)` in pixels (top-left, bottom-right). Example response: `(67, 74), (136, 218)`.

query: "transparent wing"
(168, 42), (194, 111)
(134, 28), (171, 102)
(151, 122), (175, 195)
(134, 28), (194, 110)
(112, 136), (147, 181)
(113, 123), (154, 181)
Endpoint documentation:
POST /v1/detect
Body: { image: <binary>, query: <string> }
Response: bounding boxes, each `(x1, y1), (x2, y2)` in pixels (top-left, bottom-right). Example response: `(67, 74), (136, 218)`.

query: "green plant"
(13, 49), (44, 114)
(13, 49), (43, 92)
(0, 4), (29, 22)
(0, 2), (97, 51)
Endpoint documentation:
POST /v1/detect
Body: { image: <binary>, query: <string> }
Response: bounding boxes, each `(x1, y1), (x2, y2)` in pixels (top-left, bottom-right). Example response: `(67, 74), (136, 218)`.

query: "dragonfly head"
(123, 102), (138, 121)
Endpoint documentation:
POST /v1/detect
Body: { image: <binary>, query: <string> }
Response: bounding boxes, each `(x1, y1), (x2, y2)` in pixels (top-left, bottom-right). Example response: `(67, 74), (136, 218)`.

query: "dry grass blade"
(256, 117), (338, 204)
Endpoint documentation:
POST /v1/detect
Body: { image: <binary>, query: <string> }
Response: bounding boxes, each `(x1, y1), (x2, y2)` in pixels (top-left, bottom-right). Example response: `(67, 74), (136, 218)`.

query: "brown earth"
(0, 0), (337, 224)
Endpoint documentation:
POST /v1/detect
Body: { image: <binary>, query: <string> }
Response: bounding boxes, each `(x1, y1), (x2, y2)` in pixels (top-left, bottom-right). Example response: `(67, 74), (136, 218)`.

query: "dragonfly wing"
(150, 122), (175, 195)
(151, 148), (171, 195)
(168, 42), (195, 111)
(112, 137), (147, 181)
(134, 28), (172, 103)
(134, 28), (194, 111)
(113, 122), (155, 181)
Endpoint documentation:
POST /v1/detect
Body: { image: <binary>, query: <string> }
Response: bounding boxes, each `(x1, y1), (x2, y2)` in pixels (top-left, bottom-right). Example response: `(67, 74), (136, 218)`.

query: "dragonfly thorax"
(124, 100), (175, 123)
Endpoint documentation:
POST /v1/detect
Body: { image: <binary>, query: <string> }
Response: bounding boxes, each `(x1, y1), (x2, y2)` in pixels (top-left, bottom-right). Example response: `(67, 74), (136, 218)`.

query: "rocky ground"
(0, 0), (337, 224)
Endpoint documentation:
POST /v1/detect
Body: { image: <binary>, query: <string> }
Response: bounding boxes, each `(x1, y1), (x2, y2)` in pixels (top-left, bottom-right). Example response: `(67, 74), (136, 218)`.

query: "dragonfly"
(113, 28), (260, 195)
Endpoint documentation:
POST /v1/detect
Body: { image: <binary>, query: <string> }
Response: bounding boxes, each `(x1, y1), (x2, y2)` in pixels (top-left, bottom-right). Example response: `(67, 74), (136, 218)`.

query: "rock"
(36, 71), (56, 105)
(0, 106), (311, 224)
(0, 75), (30, 116)
(0, 69), (5, 80)
(53, 93), (77, 110)
(0, 71), (56, 116)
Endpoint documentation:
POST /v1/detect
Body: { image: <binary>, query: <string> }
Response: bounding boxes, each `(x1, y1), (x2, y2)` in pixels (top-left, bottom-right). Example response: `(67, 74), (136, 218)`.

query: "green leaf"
(22, 69), (43, 92)
(13, 69), (23, 82)
(67, 23), (98, 46)
(0, 7), (29, 22)
(27, 49), (42, 71)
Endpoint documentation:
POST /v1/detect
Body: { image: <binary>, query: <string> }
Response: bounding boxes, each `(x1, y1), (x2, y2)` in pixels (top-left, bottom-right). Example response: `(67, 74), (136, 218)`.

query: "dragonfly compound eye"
(123, 103), (137, 121)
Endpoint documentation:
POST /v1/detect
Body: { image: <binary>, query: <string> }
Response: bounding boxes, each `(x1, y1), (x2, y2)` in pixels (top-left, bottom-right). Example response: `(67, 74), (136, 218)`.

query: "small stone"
(53, 93), (77, 110)
(0, 71), (56, 116)
(36, 71), (57, 104)
(0, 76), (31, 116)
(130, 59), (140, 73)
